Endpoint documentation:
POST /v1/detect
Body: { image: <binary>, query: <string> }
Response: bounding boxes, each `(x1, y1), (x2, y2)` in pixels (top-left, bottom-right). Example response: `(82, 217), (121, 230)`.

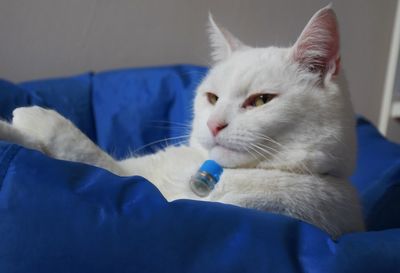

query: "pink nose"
(207, 120), (228, 137)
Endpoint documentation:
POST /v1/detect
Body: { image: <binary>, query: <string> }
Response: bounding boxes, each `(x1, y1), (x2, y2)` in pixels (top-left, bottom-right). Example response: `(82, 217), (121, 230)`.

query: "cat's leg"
(12, 106), (126, 175)
(0, 119), (42, 150)
(208, 168), (364, 238)
(11, 106), (207, 200)
(118, 145), (207, 199)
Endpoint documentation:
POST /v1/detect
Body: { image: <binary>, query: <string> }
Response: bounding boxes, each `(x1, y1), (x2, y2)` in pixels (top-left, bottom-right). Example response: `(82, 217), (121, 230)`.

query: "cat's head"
(190, 6), (356, 177)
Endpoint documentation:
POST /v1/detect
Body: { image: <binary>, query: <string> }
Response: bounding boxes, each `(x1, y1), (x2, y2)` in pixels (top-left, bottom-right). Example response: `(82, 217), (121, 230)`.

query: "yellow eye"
(206, 92), (218, 105)
(254, 97), (265, 107)
(242, 93), (277, 108)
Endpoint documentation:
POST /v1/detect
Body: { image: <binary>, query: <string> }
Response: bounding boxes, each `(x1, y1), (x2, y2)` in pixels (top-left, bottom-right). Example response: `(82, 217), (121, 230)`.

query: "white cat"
(0, 6), (364, 238)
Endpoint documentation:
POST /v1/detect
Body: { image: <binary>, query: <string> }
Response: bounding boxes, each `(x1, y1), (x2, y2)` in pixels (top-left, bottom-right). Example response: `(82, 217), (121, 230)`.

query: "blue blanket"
(0, 65), (399, 272)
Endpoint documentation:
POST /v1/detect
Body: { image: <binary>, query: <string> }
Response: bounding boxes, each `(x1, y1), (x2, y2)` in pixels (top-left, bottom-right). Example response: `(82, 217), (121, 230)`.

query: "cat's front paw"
(12, 106), (68, 148)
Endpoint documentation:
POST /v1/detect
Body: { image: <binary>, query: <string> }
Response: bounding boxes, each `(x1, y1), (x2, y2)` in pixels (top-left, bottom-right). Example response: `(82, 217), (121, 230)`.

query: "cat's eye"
(242, 93), (277, 108)
(206, 92), (219, 105)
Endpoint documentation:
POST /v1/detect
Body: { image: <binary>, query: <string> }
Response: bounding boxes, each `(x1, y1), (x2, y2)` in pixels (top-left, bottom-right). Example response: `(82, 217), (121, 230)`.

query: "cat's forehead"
(207, 47), (293, 96)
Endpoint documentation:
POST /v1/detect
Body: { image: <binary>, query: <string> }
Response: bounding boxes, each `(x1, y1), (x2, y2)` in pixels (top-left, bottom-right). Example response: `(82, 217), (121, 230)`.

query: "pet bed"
(0, 65), (399, 272)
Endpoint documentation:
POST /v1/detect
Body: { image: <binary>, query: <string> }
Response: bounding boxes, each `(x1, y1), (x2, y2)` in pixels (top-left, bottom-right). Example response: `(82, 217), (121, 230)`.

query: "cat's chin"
(209, 145), (253, 168)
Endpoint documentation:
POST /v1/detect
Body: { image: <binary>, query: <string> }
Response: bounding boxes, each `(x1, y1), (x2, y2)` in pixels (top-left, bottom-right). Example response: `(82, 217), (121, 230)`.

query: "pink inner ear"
(333, 56), (340, 76)
(293, 7), (340, 76)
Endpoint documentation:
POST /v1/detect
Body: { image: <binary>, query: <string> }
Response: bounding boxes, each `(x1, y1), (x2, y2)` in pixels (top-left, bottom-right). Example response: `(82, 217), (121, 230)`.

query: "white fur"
(0, 6), (364, 238)
(208, 13), (248, 63)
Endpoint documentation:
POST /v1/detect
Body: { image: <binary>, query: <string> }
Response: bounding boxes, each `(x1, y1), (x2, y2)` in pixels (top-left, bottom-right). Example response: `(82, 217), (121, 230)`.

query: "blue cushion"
(352, 118), (400, 230)
(91, 65), (207, 158)
(352, 117), (400, 191)
(0, 65), (399, 272)
(0, 74), (95, 141)
(20, 74), (96, 141)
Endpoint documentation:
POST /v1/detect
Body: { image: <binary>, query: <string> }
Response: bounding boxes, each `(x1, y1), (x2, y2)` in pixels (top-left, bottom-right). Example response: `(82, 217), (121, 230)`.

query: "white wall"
(0, 0), (396, 126)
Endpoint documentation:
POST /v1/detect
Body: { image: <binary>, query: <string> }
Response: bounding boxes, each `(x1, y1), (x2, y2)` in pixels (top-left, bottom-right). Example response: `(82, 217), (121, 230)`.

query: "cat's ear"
(292, 5), (340, 78)
(208, 13), (247, 63)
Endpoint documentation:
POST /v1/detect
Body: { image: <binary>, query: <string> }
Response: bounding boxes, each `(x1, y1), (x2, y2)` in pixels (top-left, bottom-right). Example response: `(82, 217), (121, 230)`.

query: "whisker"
(244, 146), (259, 162)
(247, 144), (267, 160)
(144, 125), (191, 130)
(251, 143), (300, 175)
(255, 130), (345, 164)
(132, 135), (190, 155)
(249, 132), (317, 176)
(254, 142), (318, 179)
(250, 143), (286, 168)
(252, 132), (284, 148)
(255, 141), (280, 154)
(258, 141), (313, 175)
(148, 120), (192, 127)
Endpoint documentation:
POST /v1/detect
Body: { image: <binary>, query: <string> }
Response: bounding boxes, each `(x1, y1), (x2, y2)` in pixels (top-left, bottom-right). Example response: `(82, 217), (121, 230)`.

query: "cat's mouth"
(209, 140), (255, 168)
(214, 143), (233, 151)
(213, 140), (241, 153)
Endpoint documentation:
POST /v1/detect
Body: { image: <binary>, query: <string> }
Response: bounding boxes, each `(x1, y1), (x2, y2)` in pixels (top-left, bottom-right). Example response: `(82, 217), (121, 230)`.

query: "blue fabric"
(91, 66), (206, 158)
(0, 65), (399, 272)
(352, 118), (400, 231)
